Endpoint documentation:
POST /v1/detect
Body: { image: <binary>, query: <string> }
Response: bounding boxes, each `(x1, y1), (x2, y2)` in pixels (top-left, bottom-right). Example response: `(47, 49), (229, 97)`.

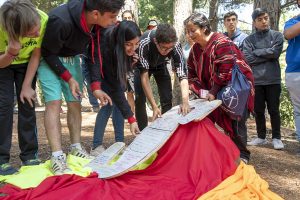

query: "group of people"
(0, 0), (299, 177)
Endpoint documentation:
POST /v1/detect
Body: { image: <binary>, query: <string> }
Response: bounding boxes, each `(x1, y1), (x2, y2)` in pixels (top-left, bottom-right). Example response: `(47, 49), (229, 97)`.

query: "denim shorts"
(38, 56), (83, 102)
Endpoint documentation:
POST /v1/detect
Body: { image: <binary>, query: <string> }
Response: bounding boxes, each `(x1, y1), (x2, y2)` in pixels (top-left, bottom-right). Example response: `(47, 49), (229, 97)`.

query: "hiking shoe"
(272, 139), (284, 150)
(90, 145), (106, 157)
(240, 158), (249, 164)
(247, 138), (268, 146)
(22, 158), (41, 166)
(70, 147), (95, 159)
(0, 163), (18, 176)
(51, 154), (71, 175)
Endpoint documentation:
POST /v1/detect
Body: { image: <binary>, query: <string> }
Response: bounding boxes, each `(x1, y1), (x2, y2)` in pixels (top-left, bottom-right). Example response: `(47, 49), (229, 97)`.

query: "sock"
(52, 151), (64, 158)
(70, 143), (82, 150)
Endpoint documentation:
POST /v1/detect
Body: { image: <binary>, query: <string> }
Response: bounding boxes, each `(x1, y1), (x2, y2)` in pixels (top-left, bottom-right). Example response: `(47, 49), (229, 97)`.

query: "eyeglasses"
(156, 42), (175, 52)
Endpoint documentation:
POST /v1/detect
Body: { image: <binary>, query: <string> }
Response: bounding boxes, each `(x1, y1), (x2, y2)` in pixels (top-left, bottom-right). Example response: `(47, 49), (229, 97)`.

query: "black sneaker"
(0, 163), (18, 176)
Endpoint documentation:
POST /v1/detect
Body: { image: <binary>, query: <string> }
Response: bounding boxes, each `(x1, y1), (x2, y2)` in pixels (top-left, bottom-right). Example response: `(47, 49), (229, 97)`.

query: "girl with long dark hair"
(91, 20), (141, 155)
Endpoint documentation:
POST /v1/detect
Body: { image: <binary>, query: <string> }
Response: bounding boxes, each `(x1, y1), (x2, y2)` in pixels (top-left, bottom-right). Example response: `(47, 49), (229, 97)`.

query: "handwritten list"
(88, 99), (221, 179)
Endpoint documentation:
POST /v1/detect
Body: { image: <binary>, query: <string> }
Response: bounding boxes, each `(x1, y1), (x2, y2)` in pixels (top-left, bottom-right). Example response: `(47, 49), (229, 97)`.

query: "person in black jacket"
(135, 23), (190, 130)
(38, 0), (124, 175)
(91, 21), (141, 155)
(243, 8), (284, 150)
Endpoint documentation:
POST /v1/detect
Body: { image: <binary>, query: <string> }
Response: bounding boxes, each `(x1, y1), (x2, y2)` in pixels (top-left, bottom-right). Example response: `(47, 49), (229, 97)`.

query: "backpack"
(217, 61), (251, 121)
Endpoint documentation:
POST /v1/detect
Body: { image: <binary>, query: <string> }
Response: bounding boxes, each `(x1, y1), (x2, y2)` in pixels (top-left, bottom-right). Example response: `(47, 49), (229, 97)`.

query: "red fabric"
(0, 118), (239, 200)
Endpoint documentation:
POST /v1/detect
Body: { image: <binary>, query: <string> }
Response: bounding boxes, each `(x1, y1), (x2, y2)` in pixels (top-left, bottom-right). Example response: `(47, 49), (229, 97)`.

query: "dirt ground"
(6, 105), (300, 199)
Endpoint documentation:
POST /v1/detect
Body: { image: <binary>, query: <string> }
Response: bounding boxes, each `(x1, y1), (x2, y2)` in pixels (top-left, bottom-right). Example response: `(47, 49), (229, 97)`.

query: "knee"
(0, 97), (14, 111)
(45, 100), (61, 111)
(268, 107), (280, 116)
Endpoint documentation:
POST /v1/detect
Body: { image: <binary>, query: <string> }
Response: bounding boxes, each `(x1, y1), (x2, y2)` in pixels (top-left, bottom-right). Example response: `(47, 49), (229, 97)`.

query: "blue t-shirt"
(284, 16), (300, 73)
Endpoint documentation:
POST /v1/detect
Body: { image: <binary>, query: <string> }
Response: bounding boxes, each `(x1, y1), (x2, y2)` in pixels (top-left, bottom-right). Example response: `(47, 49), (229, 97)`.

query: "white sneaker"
(70, 147), (95, 159)
(272, 139), (284, 150)
(51, 154), (72, 175)
(90, 145), (106, 157)
(247, 138), (268, 146)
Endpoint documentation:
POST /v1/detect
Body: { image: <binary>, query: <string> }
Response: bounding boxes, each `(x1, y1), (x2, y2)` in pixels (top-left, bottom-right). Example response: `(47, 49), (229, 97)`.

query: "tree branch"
(281, 0), (296, 10)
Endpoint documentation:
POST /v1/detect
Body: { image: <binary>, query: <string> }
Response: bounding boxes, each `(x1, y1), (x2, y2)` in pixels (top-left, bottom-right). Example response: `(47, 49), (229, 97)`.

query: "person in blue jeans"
(92, 103), (124, 154)
(90, 21), (141, 156)
(81, 56), (99, 112)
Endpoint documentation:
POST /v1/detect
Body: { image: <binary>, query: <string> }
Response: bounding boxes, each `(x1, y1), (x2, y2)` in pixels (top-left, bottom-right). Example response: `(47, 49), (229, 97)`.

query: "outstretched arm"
(20, 47), (41, 107)
(140, 70), (161, 120)
(179, 78), (191, 115)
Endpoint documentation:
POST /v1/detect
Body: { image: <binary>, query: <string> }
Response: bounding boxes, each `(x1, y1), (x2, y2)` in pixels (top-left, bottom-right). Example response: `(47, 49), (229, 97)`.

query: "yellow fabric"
(0, 9), (48, 64)
(0, 153), (157, 189)
(109, 153), (157, 171)
(0, 155), (92, 189)
(198, 162), (284, 200)
(131, 153), (157, 170)
(0, 154), (284, 200)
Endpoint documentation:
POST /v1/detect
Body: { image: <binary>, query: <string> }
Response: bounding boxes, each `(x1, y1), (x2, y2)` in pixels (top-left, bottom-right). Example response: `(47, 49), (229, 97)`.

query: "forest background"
(30, 0), (299, 129)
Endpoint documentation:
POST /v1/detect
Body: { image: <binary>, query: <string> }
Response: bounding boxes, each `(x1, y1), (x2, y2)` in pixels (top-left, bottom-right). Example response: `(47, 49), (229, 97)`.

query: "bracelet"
(6, 50), (18, 59)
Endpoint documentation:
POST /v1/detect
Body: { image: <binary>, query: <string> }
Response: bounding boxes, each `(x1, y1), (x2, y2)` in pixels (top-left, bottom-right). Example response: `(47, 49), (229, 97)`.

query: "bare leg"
(44, 100), (62, 152)
(67, 102), (82, 144)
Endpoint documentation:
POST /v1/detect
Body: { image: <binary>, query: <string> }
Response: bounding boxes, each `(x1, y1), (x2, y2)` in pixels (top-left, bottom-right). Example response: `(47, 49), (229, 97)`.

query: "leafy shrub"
(280, 82), (295, 128)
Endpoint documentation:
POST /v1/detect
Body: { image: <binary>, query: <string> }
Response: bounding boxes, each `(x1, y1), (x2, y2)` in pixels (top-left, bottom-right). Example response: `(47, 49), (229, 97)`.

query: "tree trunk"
(122, 0), (139, 24)
(254, 0), (281, 30)
(208, 0), (219, 32)
(173, 0), (193, 43)
(172, 0), (193, 106)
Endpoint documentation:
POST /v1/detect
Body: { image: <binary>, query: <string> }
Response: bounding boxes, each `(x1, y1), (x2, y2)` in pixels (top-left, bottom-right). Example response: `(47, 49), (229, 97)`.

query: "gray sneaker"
(70, 147), (95, 159)
(272, 139), (284, 150)
(51, 154), (71, 175)
(90, 145), (106, 157)
(247, 138), (268, 146)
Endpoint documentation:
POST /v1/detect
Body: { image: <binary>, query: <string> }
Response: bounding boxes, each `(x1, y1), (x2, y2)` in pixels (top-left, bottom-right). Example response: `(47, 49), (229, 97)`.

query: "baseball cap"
(148, 20), (158, 27)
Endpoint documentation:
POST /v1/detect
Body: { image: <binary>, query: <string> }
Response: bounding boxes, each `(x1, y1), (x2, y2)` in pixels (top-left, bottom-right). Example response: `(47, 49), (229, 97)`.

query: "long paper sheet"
(89, 99), (221, 179)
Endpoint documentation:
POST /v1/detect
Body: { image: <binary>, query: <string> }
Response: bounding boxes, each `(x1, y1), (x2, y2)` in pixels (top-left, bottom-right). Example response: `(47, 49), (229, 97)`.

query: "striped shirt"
(137, 30), (188, 80)
(187, 32), (254, 112)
